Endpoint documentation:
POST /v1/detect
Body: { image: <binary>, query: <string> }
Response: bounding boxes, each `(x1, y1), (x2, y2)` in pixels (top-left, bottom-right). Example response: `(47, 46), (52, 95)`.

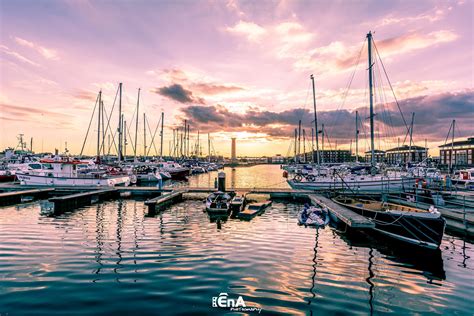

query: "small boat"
(298, 204), (329, 227)
(237, 200), (272, 220)
(0, 168), (15, 182)
(133, 166), (162, 183)
(191, 166), (207, 174)
(333, 196), (445, 249)
(451, 168), (474, 190)
(230, 195), (245, 213)
(159, 171), (172, 180)
(205, 191), (235, 214)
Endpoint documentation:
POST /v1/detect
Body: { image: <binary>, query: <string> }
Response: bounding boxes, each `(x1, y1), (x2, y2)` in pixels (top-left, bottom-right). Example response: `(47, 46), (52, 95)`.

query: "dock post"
(218, 172), (226, 192)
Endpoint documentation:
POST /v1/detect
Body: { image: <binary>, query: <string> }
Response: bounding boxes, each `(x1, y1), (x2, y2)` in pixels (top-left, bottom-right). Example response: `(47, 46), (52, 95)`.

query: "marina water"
(0, 165), (472, 315)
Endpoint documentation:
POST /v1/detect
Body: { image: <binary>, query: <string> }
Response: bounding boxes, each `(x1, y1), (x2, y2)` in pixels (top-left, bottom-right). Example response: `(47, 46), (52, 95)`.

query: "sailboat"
(288, 32), (415, 192)
(333, 196), (445, 249)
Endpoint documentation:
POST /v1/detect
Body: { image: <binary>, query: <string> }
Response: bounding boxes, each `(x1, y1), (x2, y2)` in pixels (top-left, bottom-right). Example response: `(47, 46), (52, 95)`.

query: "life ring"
(305, 175), (315, 182)
(294, 174), (303, 182)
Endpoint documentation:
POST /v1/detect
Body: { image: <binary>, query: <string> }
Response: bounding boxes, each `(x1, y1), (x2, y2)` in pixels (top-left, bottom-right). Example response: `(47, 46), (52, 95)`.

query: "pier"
(145, 191), (183, 215)
(0, 182), (472, 236)
(49, 188), (119, 214)
(0, 188), (55, 206)
(308, 194), (375, 228)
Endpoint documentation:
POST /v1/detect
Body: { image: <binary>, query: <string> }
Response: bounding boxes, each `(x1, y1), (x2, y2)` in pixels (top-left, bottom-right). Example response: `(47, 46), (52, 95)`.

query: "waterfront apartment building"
(364, 150), (386, 163)
(385, 145), (428, 164)
(269, 154), (285, 164)
(439, 137), (474, 167)
(306, 150), (352, 163)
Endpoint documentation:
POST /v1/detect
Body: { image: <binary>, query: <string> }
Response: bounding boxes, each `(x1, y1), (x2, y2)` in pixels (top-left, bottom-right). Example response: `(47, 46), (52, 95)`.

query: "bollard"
(218, 172), (226, 192)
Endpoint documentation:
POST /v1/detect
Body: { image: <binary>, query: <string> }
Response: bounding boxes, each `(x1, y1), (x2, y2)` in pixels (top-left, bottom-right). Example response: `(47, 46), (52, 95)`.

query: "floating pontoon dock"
(0, 188), (55, 206)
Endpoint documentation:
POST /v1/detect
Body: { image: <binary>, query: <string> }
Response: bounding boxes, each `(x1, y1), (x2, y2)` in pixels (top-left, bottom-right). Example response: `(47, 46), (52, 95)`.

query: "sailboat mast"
(101, 100), (105, 157)
(160, 112), (164, 159)
(408, 112), (415, 163)
(303, 129), (306, 163)
(311, 128), (314, 164)
(310, 74), (320, 165)
(208, 133), (211, 162)
(294, 129), (297, 163)
(143, 113), (147, 159)
(355, 110), (359, 163)
(97, 90), (102, 159)
(321, 124), (325, 164)
(123, 115), (127, 159)
(118, 82), (123, 162)
(134, 88), (140, 161)
(298, 120), (301, 163)
(451, 119), (455, 171)
(367, 32), (375, 169)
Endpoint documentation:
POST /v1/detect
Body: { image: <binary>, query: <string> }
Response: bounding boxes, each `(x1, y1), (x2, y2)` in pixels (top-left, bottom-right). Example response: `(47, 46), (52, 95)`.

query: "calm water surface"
(0, 165), (472, 315)
(172, 164), (290, 189)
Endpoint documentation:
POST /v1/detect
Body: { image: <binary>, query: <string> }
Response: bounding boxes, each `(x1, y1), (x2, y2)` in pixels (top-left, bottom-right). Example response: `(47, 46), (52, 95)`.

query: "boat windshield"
(248, 205), (260, 210)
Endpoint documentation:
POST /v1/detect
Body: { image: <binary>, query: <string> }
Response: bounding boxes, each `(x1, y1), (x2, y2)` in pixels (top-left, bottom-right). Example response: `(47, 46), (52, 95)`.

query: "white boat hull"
(288, 177), (415, 192)
(16, 173), (130, 187)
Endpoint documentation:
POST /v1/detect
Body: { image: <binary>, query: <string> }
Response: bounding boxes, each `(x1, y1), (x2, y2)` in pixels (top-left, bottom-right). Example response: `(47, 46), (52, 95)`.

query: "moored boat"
(16, 159), (130, 187)
(230, 195), (246, 213)
(237, 200), (272, 220)
(451, 168), (474, 190)
(205, 191), (235, 214)
(333, 196), (445, 249)
(288, 174), (415, 192)
(298, 204), (329, 227)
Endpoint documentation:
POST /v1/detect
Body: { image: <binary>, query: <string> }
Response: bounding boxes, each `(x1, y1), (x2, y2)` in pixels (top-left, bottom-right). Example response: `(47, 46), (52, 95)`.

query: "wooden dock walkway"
(308, 194), (375, 228)
(145, 191), (184, 214)
(0, 188), (55, 206)
(49, 189), (119, 213)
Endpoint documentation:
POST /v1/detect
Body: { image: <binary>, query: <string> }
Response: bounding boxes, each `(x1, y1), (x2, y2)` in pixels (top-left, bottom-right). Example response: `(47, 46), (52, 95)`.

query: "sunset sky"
(1, 0), (473, 157)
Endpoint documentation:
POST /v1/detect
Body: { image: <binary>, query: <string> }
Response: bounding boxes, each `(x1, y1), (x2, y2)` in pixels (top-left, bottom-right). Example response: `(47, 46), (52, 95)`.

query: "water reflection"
(366, 248), (375, 316)
(336, 227), (446, 282)
(0, 198), (472, 315)
(93, 203), (105, 281)
(308, 230), (319, 312)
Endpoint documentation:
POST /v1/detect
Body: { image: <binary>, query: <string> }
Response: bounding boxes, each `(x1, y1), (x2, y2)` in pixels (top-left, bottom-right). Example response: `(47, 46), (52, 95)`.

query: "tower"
(231, 138), (236, 163)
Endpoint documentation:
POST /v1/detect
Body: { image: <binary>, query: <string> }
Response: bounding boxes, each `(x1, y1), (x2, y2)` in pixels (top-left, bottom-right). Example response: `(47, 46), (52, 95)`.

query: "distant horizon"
(1, 1), (473, 157)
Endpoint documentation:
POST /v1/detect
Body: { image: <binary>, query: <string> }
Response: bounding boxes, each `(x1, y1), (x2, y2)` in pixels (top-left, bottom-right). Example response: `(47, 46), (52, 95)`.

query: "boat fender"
(282, 171), (288, 178)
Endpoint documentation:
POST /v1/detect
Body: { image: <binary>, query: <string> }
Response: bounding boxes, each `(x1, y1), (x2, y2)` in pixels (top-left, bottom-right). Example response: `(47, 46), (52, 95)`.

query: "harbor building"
(385, 145), (428, 164)
(270, 154), (285, 164)
(306, 150), (352, 163)
(439, 137), (474, 167)
(364, 150), (386, 163)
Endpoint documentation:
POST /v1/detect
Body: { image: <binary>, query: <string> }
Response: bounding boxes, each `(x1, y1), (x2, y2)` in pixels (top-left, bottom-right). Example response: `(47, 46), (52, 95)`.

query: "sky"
(0, 0), (473, 158)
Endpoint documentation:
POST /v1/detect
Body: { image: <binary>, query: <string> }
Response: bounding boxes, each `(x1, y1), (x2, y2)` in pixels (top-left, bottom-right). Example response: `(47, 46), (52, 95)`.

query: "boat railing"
(385, 188), (473, 230)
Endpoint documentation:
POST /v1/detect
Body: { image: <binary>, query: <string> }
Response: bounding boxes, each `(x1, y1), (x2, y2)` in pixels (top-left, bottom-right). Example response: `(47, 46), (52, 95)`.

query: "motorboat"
(237, 200), (272, 220)
(205, 191), (235, 214)
(230, 195), (246, 213)
(132, 165), (162, 183)
(16, 158), (131, 187)
(451, 168), (474, 190)
(297, 204), (329, 227)
(333, 196), (445, 249)
(0, 166), (15, 182)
